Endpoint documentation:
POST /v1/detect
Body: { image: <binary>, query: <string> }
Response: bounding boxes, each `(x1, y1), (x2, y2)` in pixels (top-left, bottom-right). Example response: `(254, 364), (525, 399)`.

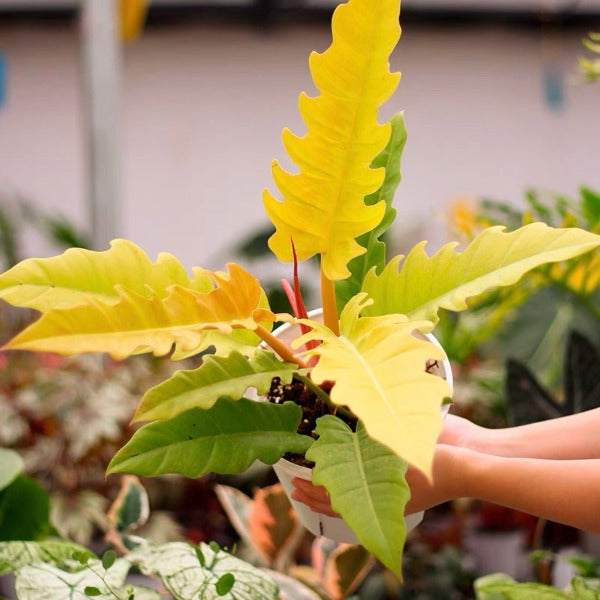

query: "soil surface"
(267, 360), (441, 468)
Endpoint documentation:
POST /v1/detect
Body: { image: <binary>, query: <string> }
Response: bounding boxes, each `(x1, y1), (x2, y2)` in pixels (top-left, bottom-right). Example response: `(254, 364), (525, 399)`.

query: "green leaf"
(101, 549), (116, 571)
(580, 186), (600, 226)
(306, 416), (410, 575)
(0, 448), (23, 491)
(0, 541), (93, 576)
(0, 474), (51, 541)
(133, 350), (301, 423)
(336, 112), (406, 311)
(216, 573), (235, 596)
(108, 476), (150, 534)
(0, 239), (197, 311)
(84, 587), (102, 597)
(474, 574), (573, 599)
(129, 541), (279, 599)
(107, 398), (313, 478)
(362, 223), (600, 326)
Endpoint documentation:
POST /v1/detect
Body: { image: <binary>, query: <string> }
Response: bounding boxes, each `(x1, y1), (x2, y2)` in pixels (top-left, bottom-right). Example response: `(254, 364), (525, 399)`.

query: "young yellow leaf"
(263, 0), (401, 280)
(362, 223), (600, 325)
(294, 294), (451, 477)
(3, 263), (278, 359)
(0, 239), (206, 311)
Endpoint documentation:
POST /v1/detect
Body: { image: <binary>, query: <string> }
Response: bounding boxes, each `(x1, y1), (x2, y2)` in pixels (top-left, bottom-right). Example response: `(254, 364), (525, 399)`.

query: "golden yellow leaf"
(294, 294), (450, 477)
(4, 263), (278, 360)
(263, 0), (401, 280)
(0, 239), (205, 311)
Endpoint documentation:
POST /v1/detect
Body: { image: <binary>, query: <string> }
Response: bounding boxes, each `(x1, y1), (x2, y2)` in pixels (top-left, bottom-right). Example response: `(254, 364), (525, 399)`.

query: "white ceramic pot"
(267, 308), (454, 543)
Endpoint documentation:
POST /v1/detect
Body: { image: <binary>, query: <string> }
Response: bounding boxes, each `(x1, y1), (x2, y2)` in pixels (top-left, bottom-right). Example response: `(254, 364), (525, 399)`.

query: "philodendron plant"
(0, 0), (599, 576)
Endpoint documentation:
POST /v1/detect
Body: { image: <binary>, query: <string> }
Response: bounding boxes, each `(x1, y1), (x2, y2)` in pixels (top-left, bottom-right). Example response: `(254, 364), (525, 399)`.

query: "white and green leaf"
(0, 541), (92, 577)
(129, 541), (279, 600)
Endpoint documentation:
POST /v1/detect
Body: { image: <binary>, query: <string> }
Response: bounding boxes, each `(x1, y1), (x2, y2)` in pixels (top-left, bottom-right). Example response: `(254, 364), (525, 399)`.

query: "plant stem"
(255, 325), (308, 369)
(320, 266), (339, 336)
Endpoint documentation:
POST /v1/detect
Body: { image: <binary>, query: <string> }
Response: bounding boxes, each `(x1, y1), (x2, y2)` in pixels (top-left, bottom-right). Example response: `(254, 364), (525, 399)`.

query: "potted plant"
(0, 0), (598, 576)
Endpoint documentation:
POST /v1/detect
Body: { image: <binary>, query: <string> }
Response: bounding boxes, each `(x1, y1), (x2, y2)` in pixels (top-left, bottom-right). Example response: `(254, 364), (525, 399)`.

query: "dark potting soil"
(267, 359), (441, 468)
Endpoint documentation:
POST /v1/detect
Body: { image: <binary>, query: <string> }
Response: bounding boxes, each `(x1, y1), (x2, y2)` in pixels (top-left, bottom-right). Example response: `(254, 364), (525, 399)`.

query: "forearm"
(458, 448), (600, 533)
(467, 409), (600, 459)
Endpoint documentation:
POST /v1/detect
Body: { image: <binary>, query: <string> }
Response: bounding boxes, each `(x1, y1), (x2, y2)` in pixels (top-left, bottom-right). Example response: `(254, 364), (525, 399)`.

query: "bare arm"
(405, 444), (600, 533)
(441, 408), (600, 459)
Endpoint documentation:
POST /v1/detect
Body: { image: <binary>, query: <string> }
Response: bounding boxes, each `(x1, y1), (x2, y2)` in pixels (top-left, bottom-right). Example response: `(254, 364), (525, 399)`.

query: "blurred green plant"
(0, 448), (52, 542)
(440, 187), (599, 390)
(578, 32), (600, 83)
(474, 551), (600, 599)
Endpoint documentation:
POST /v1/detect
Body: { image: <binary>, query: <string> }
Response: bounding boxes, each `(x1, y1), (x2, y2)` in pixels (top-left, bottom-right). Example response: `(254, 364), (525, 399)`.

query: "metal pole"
(80, 0), (121, 250)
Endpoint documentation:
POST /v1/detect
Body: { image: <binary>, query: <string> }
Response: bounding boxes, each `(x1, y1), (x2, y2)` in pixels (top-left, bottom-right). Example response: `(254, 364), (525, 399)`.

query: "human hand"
(438, 413), (482, 450)
(291, 444), (465, 518)
(290, 477), (338, 517)
(405, 444), (465, 514)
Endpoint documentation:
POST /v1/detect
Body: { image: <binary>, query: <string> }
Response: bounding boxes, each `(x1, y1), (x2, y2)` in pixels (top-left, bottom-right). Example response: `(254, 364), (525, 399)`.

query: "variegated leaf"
(295, 294), (450, 476)
(0, 239), (207, 310)
(133, 349), (302, 422)
(264, 0), (401, 280)
(362, 223), (600, 326)
(3, 264), (278, 359)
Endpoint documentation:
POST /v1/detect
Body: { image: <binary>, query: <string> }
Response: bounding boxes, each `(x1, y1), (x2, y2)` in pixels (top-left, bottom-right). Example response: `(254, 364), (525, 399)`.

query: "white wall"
(0, 17), (599, 273)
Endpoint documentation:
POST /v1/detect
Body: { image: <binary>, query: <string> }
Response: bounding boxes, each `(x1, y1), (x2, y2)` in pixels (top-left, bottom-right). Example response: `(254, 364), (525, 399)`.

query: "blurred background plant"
(578, 32), (600, 83)
(439, 186), (599, 425)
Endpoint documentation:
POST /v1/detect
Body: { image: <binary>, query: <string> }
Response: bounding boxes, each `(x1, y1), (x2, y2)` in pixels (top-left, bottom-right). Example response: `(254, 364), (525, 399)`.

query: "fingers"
(290, 477), (338, 517)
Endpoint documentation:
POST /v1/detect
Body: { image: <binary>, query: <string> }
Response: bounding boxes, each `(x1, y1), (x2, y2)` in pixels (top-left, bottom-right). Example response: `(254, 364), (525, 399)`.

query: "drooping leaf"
(263, 0), (401, 280)
(133, 350), (302, 422)
(214, 485), (259, 561)
(0, 238), (203, 311)
(247, 484), (301, 567)
(296, 294), (450, 476)
(129, 541), (279, 600)
(306, 416), (410, 575)
(0, 474), (51, 541)
(107, 398), (313, 477)
(106, 475), (150, 534)
(0, 448), (23, 491)
(321, 542), (373, 600)
(564, 331), (600, 414)
(506, 331), (600, 426)
(0, 541), (93, 576)
(362, 223), (600, 326)
(336, 112), (406, 311)
(4, 263), (278, 359)
(505, 360), (563, 426)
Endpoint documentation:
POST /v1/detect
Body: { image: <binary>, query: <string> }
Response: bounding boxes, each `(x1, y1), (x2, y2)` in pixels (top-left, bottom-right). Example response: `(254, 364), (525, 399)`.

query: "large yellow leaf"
(0, 239), (209, 311)
(362, 223), (600, 325)
(263, 0), (401, 280)
(3, 263), (279, 359)
(294, 294), (451, 477)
